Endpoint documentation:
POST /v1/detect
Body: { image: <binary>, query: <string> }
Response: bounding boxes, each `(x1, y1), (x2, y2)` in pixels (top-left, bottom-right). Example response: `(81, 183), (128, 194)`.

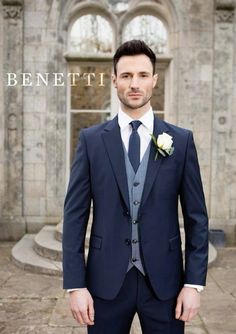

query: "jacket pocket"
(90, 235), (102, 249)
(169, 234), (182, 251)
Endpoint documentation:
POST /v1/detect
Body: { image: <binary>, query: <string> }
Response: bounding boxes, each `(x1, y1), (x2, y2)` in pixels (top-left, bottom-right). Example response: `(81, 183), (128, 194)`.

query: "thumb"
(175, 298), (182, 319)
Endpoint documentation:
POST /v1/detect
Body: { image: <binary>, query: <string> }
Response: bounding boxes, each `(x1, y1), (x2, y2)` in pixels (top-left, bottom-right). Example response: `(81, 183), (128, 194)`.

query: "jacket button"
(133, 220), (138, 224)
(125, 239), (131, 245)
(133, 182), (140, 187)
(123, 211), (130, 216)
(133, 201), (140, 205)
(132, 258), (137, 262)
(132, 239), (138, 244)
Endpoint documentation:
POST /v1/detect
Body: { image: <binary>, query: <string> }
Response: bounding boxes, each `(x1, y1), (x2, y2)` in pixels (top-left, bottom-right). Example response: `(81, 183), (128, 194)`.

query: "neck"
(121, 103), (150, 120)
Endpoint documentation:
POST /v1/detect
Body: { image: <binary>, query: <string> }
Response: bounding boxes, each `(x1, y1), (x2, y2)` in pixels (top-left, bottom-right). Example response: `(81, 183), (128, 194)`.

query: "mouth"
(128, 93), (143, 97)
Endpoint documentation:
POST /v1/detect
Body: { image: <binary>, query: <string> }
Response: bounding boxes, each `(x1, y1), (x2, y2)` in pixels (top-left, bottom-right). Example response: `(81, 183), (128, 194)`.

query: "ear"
(112, 74), (117, 88)
(152, 73), (158, 88)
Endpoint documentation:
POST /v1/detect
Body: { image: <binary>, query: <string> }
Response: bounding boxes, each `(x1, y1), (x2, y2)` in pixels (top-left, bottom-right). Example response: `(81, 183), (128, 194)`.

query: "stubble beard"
(118, 93), (152, 111)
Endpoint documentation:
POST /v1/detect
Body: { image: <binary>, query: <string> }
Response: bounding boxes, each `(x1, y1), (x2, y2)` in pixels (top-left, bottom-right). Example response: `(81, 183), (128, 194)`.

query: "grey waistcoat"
(123, 142), (151, 275)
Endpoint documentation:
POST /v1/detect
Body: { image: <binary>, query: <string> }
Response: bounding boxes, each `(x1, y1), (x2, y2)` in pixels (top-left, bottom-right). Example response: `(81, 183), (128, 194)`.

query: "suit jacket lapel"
(140, 115), (170, 212)
(101, 116), (130, 211)
(101, 114), (170, 214)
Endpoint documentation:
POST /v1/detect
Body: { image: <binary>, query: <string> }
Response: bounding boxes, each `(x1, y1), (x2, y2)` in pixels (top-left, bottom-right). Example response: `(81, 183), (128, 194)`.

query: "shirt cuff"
(184, 284), (204, 292)
(67, 288), (81, 293)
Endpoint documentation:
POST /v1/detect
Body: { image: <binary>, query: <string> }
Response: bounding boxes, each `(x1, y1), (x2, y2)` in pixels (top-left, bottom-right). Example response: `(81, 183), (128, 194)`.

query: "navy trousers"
(87, 267), (185, 334)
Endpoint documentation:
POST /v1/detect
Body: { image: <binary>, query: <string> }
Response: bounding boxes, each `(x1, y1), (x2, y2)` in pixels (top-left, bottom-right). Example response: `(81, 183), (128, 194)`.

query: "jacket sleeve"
(62, 129), (91, 289)
(180, 131), (209, 286)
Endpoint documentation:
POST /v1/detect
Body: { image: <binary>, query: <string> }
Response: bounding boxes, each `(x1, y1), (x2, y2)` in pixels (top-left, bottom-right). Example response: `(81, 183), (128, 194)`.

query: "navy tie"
(128, 120), (142, 173)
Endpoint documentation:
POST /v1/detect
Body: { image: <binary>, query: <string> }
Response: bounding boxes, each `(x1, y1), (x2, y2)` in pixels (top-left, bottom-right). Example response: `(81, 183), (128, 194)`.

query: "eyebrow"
(119, 71), (151, 75)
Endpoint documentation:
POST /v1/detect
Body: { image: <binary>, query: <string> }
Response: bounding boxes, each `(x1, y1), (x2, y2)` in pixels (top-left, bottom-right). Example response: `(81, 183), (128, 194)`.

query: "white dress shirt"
(118, 107), (153, 161)
(68, 107), (203, 293)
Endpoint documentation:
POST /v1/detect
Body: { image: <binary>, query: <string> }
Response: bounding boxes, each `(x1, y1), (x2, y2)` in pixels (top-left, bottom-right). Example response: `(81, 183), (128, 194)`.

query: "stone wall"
(0, 1), (4, 231)
(211, 0), (236, 243)
(0, 0), (25, 239)
(22, 0), (66, 233)
(0, 0), (235, 243)
(173, 0), (214, 226)
(0, 2), (4, 217)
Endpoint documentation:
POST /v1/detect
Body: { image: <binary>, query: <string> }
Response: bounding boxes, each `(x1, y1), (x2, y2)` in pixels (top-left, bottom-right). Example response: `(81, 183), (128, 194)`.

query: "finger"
(81, 309), (93, 325)
(187, 308), (199, 322)
(88, 300), (95, 324)
(77, 312), (86, 325)
(180, 308), (190, 322)
(186, 310), (195, 322)
(175, 300), (182, 319)
(72, 310), (84, 325)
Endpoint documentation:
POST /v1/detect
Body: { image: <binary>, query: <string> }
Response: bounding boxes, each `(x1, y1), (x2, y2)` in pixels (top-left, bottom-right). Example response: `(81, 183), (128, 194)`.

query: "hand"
(69, 288), (95, 326)
(175, 287), (200, 322)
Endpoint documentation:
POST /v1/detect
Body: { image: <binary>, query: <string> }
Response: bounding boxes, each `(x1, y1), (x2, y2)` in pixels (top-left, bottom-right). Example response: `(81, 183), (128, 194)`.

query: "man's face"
(112, 54), (158, 111)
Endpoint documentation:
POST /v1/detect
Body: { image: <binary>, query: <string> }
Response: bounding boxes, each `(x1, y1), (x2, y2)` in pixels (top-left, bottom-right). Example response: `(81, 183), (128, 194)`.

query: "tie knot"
(130, 120), (142, 132)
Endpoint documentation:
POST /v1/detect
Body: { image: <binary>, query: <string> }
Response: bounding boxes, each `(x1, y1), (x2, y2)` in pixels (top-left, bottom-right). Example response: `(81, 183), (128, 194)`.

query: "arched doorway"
(65, 2), (172, 179)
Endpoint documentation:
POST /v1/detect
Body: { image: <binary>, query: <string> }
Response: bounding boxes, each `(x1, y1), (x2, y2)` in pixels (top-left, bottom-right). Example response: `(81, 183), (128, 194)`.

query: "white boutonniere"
(150, 132), (175, 160)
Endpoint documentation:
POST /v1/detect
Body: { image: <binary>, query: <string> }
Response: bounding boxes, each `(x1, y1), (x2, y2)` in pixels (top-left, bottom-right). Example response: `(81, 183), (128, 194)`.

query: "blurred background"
(1, 0), (236, 244)
(1, 0), (236, 245)
(0, 0), (236, 333)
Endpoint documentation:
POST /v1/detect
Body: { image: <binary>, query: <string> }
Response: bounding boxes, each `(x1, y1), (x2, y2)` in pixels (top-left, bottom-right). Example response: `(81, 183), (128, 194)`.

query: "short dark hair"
(113, 39), (156, 76)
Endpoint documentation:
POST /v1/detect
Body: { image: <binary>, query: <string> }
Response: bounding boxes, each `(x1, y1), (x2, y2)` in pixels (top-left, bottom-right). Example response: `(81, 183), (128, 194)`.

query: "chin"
(129, 105), (145, 110)
(128, 100), (144, 107)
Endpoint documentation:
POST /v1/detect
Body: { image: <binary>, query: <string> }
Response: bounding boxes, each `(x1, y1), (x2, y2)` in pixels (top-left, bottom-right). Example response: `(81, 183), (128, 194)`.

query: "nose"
(130, 76), (140, 89)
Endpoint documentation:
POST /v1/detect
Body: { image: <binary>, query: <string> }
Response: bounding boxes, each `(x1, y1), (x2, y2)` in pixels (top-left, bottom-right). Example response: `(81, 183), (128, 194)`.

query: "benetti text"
(5, 72), (106, 87)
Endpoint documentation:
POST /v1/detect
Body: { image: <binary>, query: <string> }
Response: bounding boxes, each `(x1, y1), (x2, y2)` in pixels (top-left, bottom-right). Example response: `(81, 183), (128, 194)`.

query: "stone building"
(0, 0), (236, 248)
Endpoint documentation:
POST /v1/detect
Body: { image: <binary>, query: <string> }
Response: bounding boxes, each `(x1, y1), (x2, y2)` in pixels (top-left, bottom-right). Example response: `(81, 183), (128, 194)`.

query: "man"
(63, 40), (208, 333)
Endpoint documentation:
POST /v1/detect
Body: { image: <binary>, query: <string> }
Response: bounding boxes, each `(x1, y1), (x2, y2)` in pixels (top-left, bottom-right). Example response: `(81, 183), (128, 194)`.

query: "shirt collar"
(118, 107), (154, 132)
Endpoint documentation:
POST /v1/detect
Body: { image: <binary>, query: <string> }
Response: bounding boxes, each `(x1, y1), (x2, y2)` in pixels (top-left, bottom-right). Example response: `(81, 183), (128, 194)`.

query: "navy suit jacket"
(63, 115), (208, 301)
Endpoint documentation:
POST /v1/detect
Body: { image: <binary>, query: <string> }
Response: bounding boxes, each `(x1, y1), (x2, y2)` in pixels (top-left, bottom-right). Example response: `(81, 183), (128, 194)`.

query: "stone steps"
(34, 225), (62, 261)
(12, 223), (90, 276)
(54, 222), (91, 247)
(12, 223), (217, 276)
(11, 234), (62, 276)
(33, 225), (91, 261)
(55, 222), (62, 242)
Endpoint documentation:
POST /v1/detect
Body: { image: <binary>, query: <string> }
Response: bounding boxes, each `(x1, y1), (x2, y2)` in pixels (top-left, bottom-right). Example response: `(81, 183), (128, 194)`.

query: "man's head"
(112, 40), (158, 114)
(113, 40), (156, 76)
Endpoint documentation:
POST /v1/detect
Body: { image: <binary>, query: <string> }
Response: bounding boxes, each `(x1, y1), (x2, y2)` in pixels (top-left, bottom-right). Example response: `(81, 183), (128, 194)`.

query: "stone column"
(211, 0), (235, 243)
(0, 0), (25, 240)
